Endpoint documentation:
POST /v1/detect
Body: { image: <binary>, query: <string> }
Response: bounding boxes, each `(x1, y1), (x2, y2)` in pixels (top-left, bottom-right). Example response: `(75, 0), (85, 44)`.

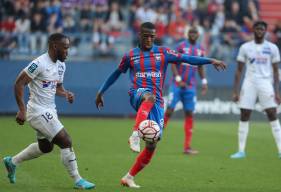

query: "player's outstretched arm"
(210, 59), (227, 71)
(166, 48), (226, 70)
(56, 83), (74, 103)
(95, 69), (122, 110)
(14, 71), (32, 125)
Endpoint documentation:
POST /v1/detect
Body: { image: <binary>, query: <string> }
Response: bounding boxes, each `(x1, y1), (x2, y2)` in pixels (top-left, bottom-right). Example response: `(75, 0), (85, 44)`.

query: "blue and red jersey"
(117, 45), (209, 106)
(173, 40), (205, 88)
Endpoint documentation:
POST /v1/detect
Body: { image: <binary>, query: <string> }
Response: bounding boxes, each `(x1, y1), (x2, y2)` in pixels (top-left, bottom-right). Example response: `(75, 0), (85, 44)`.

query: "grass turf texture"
(0, 116), (281, 192)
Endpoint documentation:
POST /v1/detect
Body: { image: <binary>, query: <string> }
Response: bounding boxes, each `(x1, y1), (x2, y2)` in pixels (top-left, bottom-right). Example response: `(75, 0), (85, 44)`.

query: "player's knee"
(266, 109), (277, 121)
(62, 137), (72, 148)
(39, 144), (54, 153)
(145, 141), (157, 151)
(146, 95), (156, 103)
(240, 109), (251, 121)
(165, 108), (174, 117)
(184, 111), (193, 117)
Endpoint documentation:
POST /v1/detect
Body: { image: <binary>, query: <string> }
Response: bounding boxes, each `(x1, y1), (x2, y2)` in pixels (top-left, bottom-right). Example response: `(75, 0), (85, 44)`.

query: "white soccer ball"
(138, 120), (161, 142)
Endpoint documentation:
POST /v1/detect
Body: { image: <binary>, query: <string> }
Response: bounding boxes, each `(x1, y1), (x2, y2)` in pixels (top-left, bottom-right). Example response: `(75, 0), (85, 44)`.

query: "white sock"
(12, 143), (43, 166)
(124, 172), (134, 180)
(131, 131), (139, 137)
(270, 119), (281, 153)
(61, 148), (82, 183)
(238, 121), (249, 153)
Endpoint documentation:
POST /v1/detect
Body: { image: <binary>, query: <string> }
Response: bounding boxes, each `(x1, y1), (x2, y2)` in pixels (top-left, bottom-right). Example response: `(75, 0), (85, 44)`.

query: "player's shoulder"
(29, 53), (49, 68)
(240, 40), (254, 49)
(264, 40), (279, 50)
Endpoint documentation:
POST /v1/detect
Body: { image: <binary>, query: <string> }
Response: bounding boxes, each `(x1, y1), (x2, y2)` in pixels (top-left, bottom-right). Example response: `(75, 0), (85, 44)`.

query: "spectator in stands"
(210, 3), (225, 36)
(136, 3), (157, 24)
(15, 11), (30, 54)
(46, 0), (63, 26)
(47, 13), (63, 34)
(154, 18), (166, 45)
(246, 0), (259, 22)
(92, 18), (115, 57)
(1, 15), (16, 33)
(63, 14), (76, 33)
(225, 0), (244, 26)
(167, 13), (187, 43)
(105, 1), (125, 33)
(79, 2), (93, 32)
(30, 11), (47, 55)
(273, 20), (281, 52)
(0, 33), (17, 59)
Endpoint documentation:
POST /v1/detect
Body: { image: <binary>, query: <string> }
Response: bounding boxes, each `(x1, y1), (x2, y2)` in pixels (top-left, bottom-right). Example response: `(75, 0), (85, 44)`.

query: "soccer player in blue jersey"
(164, 26), (208, 155)
(95, 22), (226, 188)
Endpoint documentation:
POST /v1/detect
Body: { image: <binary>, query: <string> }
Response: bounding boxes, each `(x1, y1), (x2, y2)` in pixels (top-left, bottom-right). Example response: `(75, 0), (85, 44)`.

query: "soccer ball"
(138, 120), (160, 142)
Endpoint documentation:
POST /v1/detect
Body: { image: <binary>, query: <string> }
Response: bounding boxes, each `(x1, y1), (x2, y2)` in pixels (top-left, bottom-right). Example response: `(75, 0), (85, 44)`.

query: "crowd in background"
(0, 0), (280, 61)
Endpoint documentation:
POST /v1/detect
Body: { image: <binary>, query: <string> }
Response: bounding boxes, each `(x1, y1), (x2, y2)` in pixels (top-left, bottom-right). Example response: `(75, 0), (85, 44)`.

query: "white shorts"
(239, 79), (277, 110)
(28, 109), (64, 142)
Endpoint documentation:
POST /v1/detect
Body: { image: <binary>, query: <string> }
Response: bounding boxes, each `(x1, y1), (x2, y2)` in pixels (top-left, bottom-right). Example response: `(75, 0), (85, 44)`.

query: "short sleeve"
(118, 53), (130, 73)
(23, 60), (43, 79)
(237, 44), (246, 63)
(271, 44), (280, 63)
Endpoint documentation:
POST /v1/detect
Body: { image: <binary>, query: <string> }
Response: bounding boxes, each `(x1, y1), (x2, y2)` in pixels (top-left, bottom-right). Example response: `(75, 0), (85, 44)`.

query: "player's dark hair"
(253, 20), (267, 29)
(48, 33), (69, 45)
(141, 22), (155, 30)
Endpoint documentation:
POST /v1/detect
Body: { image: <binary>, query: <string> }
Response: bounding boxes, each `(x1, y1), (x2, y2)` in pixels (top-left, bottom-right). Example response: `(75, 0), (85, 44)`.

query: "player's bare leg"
(129, 93), (155, 153)
(122, 141), (156, 188)
(3, 138), (53, 184)
(52, 128), (95, 189)
(164, 107), (174, 128)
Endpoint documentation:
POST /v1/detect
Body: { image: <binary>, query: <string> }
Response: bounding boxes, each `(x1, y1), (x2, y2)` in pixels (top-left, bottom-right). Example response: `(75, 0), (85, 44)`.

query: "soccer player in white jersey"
(231, 21), (281, 159)
(3, 33), (95, 189)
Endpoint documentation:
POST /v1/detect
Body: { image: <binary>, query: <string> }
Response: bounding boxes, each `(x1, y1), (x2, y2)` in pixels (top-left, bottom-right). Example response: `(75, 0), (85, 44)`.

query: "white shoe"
(129, 131), (140, 153)
(121, 174), (140, 188)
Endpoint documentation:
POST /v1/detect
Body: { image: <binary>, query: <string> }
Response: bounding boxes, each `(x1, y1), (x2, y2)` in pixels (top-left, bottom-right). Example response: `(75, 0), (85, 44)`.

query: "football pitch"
(1, 116), (281, 192)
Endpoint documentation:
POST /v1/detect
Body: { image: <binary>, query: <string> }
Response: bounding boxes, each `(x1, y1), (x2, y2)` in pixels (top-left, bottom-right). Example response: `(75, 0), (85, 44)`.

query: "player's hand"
(16, 110), (26, 125)
(95, 93), (104, 110)
(211, 59), (227, 71)
(66, 91), (74, 104)
(232, 92), (239, 102)
(275, 93), (281, 105)
(201, 84), (208, 95)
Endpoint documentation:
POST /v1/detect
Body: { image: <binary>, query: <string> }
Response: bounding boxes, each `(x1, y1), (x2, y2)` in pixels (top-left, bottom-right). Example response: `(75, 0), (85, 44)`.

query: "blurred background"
(0, 0), (280, 120)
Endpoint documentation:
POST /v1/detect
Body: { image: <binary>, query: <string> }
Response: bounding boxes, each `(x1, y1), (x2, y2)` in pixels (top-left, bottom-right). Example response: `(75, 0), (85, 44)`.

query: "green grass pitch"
(1, 116), (281, 192)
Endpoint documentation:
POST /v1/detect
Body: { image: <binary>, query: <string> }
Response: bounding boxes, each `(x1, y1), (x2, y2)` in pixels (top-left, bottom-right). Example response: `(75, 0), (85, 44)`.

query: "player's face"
(140, 28), (156, 50)
(254, 25), (266, 40)
(55, 38), (70, 62)
(188, 28), (199, 42)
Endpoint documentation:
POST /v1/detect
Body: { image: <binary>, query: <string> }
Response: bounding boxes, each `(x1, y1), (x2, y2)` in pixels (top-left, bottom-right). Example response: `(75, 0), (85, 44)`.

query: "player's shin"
(270, 119), (281, 153)
(164, 112), (170, 128)
(60, 148), (82, 183)
(238, 121), (249, 152)
(133, 101), (154, 131)
(12, 143), (44, 165)
(184, 116), (193, 150)
(129, 147), (155, 176)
